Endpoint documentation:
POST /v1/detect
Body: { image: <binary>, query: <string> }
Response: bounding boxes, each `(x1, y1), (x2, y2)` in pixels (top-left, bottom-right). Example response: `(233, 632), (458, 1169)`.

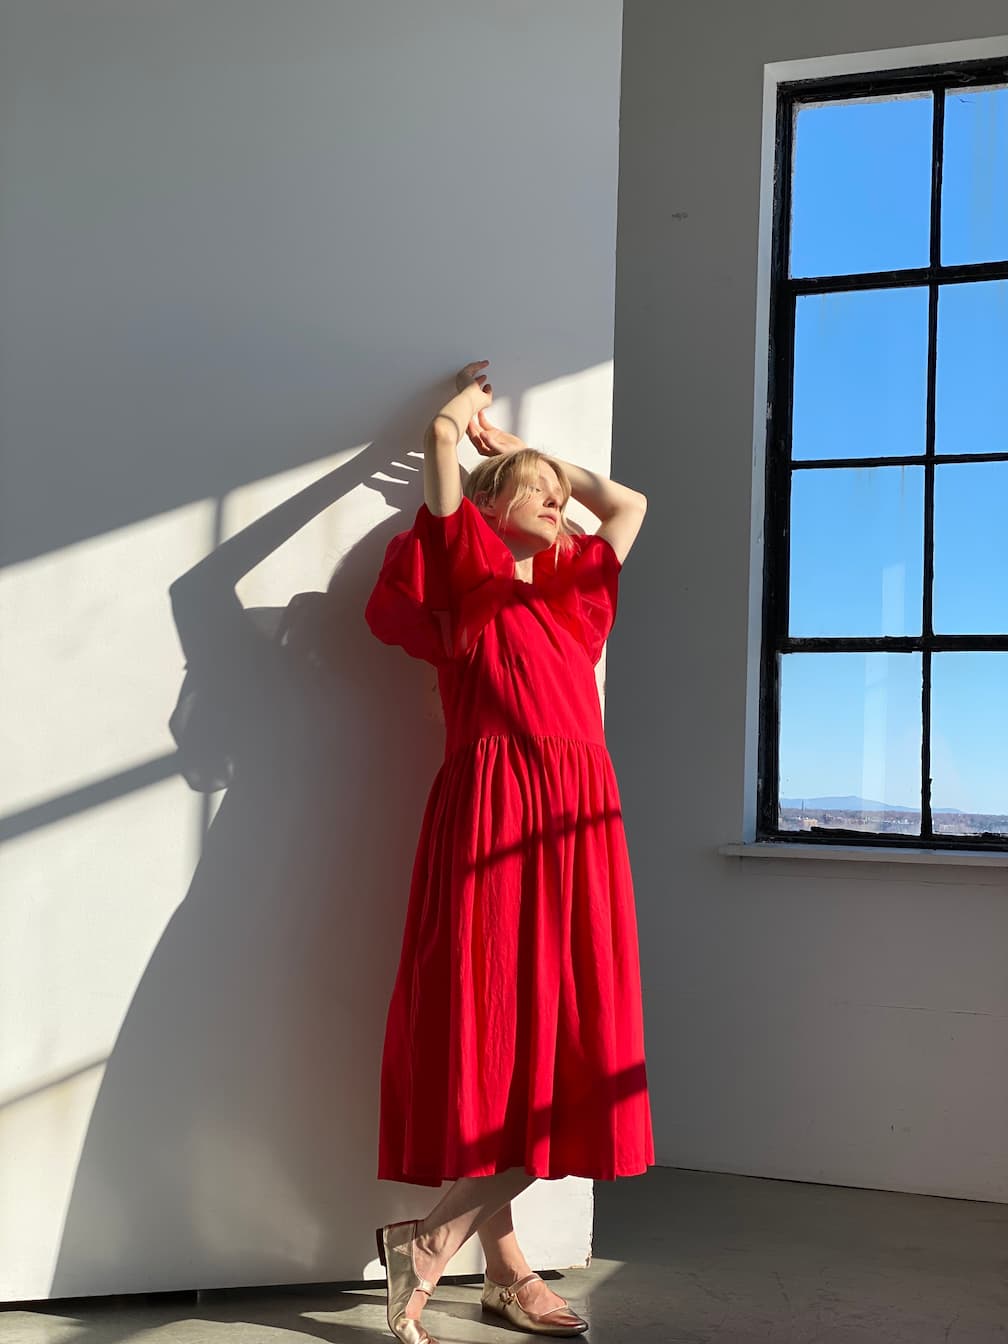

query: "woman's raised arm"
(423, 361), (494, 517)
(466, 407), (648, 565)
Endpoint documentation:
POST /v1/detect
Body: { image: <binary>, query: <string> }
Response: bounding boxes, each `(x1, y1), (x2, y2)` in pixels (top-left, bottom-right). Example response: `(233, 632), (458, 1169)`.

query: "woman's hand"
(455, 359), (493, 412)
(467, 408), (528, 458)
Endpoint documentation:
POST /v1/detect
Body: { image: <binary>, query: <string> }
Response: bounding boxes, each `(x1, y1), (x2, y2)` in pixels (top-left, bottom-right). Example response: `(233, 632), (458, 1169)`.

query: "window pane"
(792, 288), (928, 461)
(935, 280), (1008, 455)
(931, 653), (1008, 835)
(942, 84), (1008, 266)
(779, 653), (922, 834)
(791, 94), (932, 278)
(934, 462), (1008, 634)
(789, 466), (924, 637)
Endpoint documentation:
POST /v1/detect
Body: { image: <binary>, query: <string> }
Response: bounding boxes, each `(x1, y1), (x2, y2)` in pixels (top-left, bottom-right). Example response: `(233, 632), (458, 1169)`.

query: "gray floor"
(3, 1167), (1007, 1344)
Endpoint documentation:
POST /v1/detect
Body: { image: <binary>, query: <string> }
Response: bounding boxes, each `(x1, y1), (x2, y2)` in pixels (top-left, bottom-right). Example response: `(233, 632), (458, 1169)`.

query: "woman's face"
(483, 463), (564, 551)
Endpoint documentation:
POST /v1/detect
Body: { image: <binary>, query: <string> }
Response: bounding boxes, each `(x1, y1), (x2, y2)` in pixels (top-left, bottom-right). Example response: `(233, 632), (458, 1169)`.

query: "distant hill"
(781, 795), (964, 814)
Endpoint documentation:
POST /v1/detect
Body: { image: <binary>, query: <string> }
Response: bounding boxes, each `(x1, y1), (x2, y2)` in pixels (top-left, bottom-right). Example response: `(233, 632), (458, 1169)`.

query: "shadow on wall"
(0, 0), (625, 1302)
(0, 348), (624, 1302)
(40, 359), (622, 1298)
(43, 390), (471, 1298)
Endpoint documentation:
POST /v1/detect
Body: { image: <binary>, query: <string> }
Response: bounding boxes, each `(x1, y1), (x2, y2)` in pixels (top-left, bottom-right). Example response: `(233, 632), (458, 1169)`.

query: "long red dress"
(365, 495), (654, 1186)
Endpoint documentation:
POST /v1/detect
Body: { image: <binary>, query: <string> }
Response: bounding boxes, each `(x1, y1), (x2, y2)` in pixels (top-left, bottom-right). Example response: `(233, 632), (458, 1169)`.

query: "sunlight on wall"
(357, 1172), (594, 1280)
(0, 501), (215, 811)
(520, 362), (618, 707)
(0, 776), (200, 1297)
(0, 364), (615, 1298)
(0, 374), (610, 1299)
(0, 502), (214, 1297)
(225, 443), (375, 609)
(517, 362), (616, 534)
(0, 1060), (105, 1297)
(1, 778), (197, 1094)
(0, 498), (216, 1086)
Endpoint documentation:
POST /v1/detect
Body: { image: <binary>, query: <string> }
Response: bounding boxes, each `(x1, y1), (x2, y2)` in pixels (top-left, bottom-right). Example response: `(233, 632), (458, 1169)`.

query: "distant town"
(779, 799), (1008, 838)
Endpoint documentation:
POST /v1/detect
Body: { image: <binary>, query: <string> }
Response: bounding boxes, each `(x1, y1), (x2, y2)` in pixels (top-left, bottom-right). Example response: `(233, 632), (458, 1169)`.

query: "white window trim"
(741, 33), (1008, 855)
(720, 842), (1008, 868)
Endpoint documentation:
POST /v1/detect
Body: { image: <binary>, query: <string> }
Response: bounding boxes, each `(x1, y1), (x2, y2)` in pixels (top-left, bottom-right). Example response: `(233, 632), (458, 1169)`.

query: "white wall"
(0, 0), (622, 1300)
(610, 3), (1008, 1203)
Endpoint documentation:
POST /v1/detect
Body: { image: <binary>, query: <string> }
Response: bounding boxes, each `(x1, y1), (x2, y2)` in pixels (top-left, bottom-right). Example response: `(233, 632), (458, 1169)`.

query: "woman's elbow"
(425, 415), (459, 454)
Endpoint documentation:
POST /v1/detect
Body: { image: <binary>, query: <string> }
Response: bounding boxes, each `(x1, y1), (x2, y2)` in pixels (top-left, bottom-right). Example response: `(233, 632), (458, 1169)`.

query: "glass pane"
(942, 84), (1008, 266)
(931, 653), (1008, 835)
(779, 652), (922, 834)
(789, 466), (924, 637)
(935, 280), (1008, 455)
(934, 462), (1008, 634)
(791, 94), (932, 277)
(792, 288), (928, 461)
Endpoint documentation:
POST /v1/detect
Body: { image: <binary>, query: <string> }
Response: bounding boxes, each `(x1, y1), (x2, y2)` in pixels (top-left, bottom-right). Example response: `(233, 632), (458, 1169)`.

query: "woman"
(366, 361), (654, 1342)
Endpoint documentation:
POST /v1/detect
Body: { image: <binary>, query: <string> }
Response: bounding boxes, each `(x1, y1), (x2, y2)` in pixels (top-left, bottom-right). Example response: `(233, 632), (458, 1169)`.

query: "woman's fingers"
(467, 421), (495, 456)
(456, 359), (490, 392)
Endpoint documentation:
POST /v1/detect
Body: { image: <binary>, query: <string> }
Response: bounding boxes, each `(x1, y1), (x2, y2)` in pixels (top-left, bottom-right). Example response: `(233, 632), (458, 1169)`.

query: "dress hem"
(377, 1158), (655, 1188)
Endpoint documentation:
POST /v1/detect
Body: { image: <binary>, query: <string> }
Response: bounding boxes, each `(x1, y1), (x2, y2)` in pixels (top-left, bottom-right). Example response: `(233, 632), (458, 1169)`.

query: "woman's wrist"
(432, 387), (481, 443)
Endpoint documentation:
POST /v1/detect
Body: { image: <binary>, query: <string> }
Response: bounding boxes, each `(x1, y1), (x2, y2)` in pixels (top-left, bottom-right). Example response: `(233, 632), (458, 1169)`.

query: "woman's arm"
(423, 361), (494, 516)
(547, 456), (647, 524)
(549, 457), (647, 566)
(467, 407), (647, 565)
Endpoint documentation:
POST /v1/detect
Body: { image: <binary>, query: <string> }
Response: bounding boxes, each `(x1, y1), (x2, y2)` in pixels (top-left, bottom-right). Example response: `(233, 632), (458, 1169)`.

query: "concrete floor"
(3, 1167), (1007, 1344)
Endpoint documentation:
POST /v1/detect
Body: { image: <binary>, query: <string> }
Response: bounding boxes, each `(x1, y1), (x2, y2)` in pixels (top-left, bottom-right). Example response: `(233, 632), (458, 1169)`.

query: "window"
(760, 58), (1008, 851)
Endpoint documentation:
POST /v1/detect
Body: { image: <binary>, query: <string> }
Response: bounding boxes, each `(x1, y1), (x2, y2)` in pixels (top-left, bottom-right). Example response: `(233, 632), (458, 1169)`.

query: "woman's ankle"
(413, 1220), (454, 1276)
(483, 1256), (532, 1286)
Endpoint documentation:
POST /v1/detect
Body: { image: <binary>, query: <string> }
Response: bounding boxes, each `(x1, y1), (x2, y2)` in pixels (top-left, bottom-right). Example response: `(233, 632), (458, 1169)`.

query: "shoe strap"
(499, 1273), (579, 1318)
(511, 1272), (542, 1291)
(499, 1271), (542, 1303)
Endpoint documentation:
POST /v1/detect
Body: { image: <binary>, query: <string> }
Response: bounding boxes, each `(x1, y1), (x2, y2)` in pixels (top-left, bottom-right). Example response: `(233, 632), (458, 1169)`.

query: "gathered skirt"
(377, 731), (654, 1186)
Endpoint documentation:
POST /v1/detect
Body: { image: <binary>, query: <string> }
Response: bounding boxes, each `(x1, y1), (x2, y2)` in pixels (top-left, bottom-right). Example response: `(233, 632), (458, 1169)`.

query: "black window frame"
(759, 55), (1008, 853)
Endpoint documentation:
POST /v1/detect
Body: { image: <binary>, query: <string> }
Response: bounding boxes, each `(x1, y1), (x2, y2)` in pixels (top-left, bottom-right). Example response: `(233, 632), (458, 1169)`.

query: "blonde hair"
(463, 449), (577, 557)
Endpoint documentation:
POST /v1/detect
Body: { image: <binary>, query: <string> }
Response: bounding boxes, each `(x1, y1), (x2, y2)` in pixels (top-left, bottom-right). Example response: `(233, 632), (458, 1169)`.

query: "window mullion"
(920, 83), (944, 839)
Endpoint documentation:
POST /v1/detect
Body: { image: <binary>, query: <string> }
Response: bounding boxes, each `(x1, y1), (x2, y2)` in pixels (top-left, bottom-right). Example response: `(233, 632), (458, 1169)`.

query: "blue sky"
(778, 85), (1007, 815)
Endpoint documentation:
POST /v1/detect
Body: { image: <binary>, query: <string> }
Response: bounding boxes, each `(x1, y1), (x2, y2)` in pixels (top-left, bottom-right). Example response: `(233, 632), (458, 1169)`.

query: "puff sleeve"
(364, 497), (513, 663)
(548, 531), (622, 665)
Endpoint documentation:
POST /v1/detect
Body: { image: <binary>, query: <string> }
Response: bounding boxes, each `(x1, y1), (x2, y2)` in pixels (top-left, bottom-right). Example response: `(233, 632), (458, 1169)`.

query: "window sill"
(719, 842), (1008, 868)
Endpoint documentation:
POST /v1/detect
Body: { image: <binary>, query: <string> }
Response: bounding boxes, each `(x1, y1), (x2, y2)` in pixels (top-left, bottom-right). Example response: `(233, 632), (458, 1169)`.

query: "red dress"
(365, 496), (654, 1186)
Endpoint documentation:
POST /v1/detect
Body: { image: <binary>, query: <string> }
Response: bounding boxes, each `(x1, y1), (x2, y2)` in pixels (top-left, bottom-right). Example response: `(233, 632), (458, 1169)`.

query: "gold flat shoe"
(375, 1219), (439, 1344)
(482, 1271), (588, 1336)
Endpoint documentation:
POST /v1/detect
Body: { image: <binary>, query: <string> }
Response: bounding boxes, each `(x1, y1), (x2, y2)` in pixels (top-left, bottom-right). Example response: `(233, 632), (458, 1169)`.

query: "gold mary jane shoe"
(482, 1271), (589, 1336)
(375, 1219), (439, 1344)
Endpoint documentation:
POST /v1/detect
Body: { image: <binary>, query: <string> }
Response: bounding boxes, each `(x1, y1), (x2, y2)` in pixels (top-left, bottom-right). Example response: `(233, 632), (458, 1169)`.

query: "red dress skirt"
(365, 496), (654, 1186)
